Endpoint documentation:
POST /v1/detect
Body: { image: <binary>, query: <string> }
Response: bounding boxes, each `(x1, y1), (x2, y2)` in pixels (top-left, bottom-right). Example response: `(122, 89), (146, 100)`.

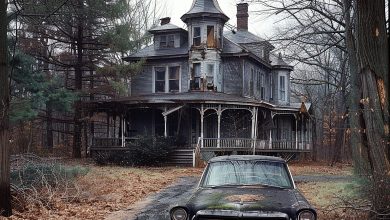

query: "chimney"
(160, 17), (171, 25)
(236, 3), (249, 31)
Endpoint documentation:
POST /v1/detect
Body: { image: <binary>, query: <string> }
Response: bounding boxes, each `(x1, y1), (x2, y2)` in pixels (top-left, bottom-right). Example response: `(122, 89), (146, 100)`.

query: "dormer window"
(193, 27), (201, 46)
(160, 35), (175, 48)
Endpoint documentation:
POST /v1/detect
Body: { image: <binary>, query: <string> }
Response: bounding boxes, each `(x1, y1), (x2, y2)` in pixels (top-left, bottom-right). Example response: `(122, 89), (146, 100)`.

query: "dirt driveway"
(105, 174), (353, 220)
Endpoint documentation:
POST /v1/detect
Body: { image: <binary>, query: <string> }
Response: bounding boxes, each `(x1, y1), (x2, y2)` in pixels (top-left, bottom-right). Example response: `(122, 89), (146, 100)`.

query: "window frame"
(279, 75), (286, 101)
(153, 65), (181, 93)
(167, 34), (175, 48)
(207, 25), (216, 48)
(193, 27), (201, 47)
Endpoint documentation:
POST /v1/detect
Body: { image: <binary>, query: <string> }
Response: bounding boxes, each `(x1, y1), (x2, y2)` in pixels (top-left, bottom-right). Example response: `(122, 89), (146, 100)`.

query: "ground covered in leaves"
(1, 160), (367, 220)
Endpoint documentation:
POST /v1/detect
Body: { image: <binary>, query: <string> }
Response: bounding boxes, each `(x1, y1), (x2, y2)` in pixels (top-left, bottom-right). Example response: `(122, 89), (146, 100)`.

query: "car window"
(201, 160), (293, 188)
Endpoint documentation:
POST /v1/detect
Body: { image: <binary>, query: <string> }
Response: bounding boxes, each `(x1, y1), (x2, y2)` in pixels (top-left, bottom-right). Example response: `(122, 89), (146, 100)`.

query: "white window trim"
(153, 65), (181, 93)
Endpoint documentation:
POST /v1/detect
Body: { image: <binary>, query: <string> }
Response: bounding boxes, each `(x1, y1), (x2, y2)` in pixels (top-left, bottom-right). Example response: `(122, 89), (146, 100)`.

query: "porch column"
(217, 105), (222, 148)
(301, 114), (304, 150)
(295, 116), (298, 149)
(121, 115), (125, 147)
(200, 104), (204, 148)
(269, 130), (272, 149)
(164, 106), (168, 138)
(251, 107), (258, 155)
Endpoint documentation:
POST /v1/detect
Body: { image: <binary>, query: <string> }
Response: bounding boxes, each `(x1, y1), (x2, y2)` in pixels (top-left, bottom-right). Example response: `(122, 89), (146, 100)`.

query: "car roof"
(208, 155), (286, 163)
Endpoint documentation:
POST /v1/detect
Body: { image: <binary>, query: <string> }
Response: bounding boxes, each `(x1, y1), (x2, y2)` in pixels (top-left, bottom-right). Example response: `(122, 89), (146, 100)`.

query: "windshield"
(201, 160), (293, 188)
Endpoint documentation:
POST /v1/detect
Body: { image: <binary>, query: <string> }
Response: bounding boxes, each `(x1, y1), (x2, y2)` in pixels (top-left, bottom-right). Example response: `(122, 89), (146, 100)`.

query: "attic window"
(160, 35), (175, 48)
(193, 27), (201, 46)
(160, 36), (167, 48)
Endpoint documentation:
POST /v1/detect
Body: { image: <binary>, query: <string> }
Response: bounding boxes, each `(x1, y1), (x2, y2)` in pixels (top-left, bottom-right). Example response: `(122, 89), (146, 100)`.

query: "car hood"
(185, 186), (302, 214)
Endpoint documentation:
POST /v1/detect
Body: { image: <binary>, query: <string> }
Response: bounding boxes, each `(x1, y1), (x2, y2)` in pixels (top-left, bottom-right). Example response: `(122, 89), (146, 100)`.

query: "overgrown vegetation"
(9, 154), (89, 212)
(93, 136), (176, 166)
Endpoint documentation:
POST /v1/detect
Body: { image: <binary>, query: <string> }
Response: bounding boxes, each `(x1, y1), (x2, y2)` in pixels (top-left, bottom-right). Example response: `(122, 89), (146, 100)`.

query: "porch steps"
(168, 149), (194, 167)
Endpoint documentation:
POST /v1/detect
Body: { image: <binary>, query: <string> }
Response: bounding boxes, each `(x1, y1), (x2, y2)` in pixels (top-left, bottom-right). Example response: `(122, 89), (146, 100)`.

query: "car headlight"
(171, 207), (188, 220)
(298, 210), (316, 220)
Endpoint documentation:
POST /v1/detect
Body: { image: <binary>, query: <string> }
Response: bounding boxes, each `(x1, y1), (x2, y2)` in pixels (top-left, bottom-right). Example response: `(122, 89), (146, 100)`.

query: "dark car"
(169, 155), (316, 220)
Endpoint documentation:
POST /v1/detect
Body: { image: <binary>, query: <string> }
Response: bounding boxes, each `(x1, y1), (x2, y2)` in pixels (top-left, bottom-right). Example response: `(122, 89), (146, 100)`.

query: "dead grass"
(1, 160), (364, 220)
(289, 161), (353, 176)
(3, 163), (202, 220)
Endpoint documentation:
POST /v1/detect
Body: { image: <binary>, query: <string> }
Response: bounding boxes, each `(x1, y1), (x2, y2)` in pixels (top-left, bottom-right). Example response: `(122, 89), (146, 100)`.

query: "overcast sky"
(157, 0), (278, 39)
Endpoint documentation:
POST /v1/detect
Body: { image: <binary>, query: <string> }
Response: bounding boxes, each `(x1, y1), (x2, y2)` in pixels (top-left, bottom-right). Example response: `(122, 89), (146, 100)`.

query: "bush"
(93, 136), (176, 166)
(10, 154), (89, 211)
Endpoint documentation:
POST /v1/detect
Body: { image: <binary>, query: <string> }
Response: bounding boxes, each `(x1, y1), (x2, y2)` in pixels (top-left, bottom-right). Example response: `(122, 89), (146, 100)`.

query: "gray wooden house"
(89, 0), (313, 165)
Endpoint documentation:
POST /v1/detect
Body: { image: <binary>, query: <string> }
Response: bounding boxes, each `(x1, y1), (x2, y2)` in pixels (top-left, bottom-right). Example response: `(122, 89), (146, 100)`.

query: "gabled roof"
(181, 0), (229, 22)
(123, 44), (189, 61)
(149, 23), (187, 34)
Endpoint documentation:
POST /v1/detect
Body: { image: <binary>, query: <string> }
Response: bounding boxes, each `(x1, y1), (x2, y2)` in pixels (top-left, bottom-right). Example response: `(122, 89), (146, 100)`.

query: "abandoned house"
(88, 0), (313, 166)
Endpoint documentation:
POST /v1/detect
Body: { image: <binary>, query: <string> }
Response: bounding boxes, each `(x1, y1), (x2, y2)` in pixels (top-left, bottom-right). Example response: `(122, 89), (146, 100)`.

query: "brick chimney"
(236, 3), (249, 31)
(160, 17), (171, 25)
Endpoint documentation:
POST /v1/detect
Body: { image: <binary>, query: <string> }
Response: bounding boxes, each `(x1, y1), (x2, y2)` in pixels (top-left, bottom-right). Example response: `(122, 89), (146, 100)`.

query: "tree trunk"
(356, 0), (390, 215)
(0, 0), (12, 216)
(72, 0), (84, 158)
(46, 102), (53, 152)
(343, 0), (371, 174)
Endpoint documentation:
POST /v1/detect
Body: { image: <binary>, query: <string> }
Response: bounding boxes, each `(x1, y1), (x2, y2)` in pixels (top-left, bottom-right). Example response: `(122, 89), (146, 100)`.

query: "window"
(206, 63), (215, 89)
(249, 68), (254, 96)
(279, 75), (286, 101)
(270, 74), (274, 99)
(169, 66), (180, 92)
(218, 27), (223, 48)
(207, 26), (215, 48)
(193, 27), (201, 46)
(155, 67), (166, 93)
(168, 35), (175, 48)
(260, 73), (265, 99)
(160, 35), (174, 48)
(154, 66), (180, 93)
(160, 35), (167, 48)
(193, 63), (201, 77)
(191, 63), (201, 90)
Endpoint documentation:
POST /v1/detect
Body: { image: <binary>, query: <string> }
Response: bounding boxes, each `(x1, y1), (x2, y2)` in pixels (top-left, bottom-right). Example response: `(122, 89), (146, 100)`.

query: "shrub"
(10, 154), (89, 211)
(93, 136), (176, 166)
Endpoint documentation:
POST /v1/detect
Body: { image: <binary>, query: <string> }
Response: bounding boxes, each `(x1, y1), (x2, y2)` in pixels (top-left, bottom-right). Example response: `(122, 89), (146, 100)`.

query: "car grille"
(195, 210), (289, 220)
(198, 218), (288, 220)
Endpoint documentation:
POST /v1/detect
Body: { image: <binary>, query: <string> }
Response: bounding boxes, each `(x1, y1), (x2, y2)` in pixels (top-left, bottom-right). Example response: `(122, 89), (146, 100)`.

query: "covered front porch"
(88, 102), (313, 155)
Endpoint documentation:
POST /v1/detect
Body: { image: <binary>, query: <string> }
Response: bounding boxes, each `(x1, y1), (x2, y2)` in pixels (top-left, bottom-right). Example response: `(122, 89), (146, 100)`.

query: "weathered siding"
(222, 58), (243, 95)
(131, 59), (189, 95)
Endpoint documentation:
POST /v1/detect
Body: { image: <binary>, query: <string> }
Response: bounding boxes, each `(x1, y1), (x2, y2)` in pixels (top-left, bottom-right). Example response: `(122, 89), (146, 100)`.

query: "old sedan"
(170, 155), (316, 220)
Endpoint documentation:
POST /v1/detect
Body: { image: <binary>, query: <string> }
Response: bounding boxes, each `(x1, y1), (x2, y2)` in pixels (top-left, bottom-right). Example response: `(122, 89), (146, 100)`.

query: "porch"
(87, 97), (313, 164)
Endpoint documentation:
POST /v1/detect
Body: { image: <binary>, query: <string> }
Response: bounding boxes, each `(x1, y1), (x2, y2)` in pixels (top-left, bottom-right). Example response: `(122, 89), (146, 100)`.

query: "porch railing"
(200, 138), (312, 151)
(92, 137), (139, 148)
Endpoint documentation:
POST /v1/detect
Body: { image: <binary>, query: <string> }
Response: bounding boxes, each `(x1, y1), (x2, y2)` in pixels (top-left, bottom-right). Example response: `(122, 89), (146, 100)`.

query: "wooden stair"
(168, 149), (194, 167)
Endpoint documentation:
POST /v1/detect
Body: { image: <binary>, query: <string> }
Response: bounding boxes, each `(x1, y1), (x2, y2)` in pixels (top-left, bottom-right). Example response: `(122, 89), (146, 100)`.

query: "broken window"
(206, 63), (215, 89)
(207, 26), (215, 48)
(169, 66), (180, 92)
(193, 27), (201, 46)
(191, 63), (201, 89)
(155, 67), (166, 93)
